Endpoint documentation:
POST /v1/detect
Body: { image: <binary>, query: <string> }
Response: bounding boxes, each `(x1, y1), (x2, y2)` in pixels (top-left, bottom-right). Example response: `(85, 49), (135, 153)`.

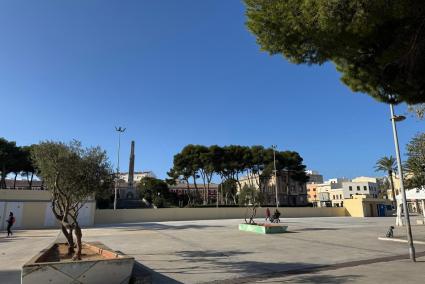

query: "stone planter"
(22, 242), (134, 284)
(239, 223), (288, 234)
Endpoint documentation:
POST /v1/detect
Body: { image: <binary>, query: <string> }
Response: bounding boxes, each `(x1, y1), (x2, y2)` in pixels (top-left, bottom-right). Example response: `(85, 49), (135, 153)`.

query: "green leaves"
(0, 138), (36, 188)
(245, 0), (425, 104)
(169, 144), (308, 186)
(31, 141), (114, 203)
(375, 156), (397, 174)
(404, 133), (425, 188)
(137, 177), (174, 208)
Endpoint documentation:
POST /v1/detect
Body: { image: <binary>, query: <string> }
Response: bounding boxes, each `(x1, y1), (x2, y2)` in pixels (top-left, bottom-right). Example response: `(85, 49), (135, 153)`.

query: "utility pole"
(114, 126), (126, 210)
(390, 104), (415, 262)
(272, 145), (279, 208)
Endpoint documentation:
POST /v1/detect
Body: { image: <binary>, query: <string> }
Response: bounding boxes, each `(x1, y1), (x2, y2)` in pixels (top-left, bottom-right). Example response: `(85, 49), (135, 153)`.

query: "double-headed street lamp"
(271, 145), (279, 208)
(389, 104), (415, 262)
(114, 126), (126, 211)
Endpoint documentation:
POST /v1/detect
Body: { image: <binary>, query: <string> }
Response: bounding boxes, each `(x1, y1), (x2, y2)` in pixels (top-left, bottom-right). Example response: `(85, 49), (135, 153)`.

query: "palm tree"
(375, 156), (397, 206)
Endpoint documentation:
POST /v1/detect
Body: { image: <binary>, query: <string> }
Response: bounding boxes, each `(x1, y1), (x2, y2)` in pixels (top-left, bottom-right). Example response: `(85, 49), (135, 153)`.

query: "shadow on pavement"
(172, 250), (362, 283)
(134, 261), (184, 284)
(0, 270), (20, 284)
(95, 222), (226, 231)
(295, 227), (341, 232)
(257, 274), (362, 284)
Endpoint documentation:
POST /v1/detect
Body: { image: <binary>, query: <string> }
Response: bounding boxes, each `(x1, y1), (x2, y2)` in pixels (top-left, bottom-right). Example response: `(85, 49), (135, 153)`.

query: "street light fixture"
(390, 104), (415, 262)
(114, 126), (126, 211)
(271, 145), (279, 208)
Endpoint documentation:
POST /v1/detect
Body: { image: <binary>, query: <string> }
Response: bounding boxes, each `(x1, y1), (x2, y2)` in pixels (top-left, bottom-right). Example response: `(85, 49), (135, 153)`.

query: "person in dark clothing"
(6, 212), (15, 237)
(265, 208), (271, 222)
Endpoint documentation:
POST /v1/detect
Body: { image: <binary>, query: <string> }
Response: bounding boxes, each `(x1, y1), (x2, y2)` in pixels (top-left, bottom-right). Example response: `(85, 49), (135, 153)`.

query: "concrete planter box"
(239, 223), (288, 234)
(22, 242), (134, 284)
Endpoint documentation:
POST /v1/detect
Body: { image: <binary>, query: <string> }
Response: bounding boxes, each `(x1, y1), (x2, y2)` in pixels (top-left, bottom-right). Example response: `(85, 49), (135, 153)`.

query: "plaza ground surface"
(2, 217), (425, 283)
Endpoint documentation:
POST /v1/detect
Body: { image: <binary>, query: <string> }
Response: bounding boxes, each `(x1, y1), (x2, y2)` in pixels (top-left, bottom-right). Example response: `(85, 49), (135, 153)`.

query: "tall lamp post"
(114, 126), (126, 210)
(271, 145), (279, 208)
(390, 104), (416, 262)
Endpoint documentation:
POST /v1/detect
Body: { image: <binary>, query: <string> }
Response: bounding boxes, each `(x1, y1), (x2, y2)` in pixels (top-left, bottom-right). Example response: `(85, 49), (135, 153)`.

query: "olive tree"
(32, 141), (114, 260)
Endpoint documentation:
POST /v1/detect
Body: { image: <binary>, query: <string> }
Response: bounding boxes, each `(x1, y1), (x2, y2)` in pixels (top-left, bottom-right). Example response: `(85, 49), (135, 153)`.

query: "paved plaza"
(2, 217), (425, 283)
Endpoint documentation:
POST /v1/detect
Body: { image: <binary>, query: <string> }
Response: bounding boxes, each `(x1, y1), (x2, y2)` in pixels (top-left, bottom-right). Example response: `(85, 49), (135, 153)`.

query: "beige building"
(169, 181), (218, 204)
(330, 189), (345, 207)
(308, 177), (384, 208)
(344, 195), (393, 217)
(239, 172), (308, 206)
(308, 180), (343, 207)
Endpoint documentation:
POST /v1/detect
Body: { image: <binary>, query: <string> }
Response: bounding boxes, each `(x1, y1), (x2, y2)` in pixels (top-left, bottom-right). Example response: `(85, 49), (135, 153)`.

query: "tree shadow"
(294, 228), (341, 232)
(176, 250), (252, 258)
(133, 260), (184, 284)
(0, 269), (20, 284)
(95, 222), (226, 231)
(0, 236), (49, 243)
(253, 274), (362, 284)
(169, 250), (361, 283)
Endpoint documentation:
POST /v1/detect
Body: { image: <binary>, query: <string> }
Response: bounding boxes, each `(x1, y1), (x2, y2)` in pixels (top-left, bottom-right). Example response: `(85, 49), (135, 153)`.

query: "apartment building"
(239, 172), (308, 206)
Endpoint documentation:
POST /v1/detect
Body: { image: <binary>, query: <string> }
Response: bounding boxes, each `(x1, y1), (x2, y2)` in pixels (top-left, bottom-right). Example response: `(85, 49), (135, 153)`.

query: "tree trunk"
(192, 175), (200, 205)
(389, 170), (397, 207)
(0, 165), (6, 188)
(13, 173), (18, 189)
(73, 225), (83, 260)
(61, 225), (75, 255)
(29, 172), (34, 189)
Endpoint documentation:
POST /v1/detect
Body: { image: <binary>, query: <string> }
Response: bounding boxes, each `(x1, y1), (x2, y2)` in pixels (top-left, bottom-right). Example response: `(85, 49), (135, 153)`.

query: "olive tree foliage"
(31, 141), (114, 260)
(404, 133), (425, 189)
(245, 0), (425, 104)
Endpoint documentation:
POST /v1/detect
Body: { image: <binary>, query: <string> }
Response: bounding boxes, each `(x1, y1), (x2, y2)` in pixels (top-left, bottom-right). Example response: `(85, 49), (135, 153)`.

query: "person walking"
(6, 212), (15, 237)
(265, 207), (271, 222)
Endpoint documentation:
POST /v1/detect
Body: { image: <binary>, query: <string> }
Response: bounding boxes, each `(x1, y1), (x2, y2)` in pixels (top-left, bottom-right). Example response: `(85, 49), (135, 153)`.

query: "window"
(350, 194), (353, 198)
(313, 188), (316, 191)
(340, 194), (342, 199)
(357, 186), (360, 191)
(364, 186), (367, 191)
(349, 186), (352, 191)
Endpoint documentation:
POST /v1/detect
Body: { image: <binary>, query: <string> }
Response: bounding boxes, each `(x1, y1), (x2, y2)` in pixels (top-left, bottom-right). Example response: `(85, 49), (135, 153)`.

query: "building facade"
(341, 181), (380, 199)
(239, 172), (308, 206)
(306, 170), (324, 184)
(169, 181), (218, 204)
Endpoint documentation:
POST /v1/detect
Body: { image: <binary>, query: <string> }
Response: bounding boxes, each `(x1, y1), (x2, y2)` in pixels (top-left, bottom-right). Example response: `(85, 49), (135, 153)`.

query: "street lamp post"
(390, 104), (416, 262)
(114, 126), (126, 210)
(272, 145), (279, 208)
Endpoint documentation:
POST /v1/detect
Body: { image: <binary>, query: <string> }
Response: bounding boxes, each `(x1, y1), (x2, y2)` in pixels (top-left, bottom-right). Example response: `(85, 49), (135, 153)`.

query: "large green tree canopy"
(245, 0), (425, 104)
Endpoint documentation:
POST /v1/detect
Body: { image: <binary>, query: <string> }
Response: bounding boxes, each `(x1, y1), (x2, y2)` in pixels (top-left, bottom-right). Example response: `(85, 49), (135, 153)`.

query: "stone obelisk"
(128, 141), (135, 188)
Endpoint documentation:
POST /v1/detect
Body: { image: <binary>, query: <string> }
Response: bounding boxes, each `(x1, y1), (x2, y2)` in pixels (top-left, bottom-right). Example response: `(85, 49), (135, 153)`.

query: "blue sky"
(1, 1), (424, 180)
